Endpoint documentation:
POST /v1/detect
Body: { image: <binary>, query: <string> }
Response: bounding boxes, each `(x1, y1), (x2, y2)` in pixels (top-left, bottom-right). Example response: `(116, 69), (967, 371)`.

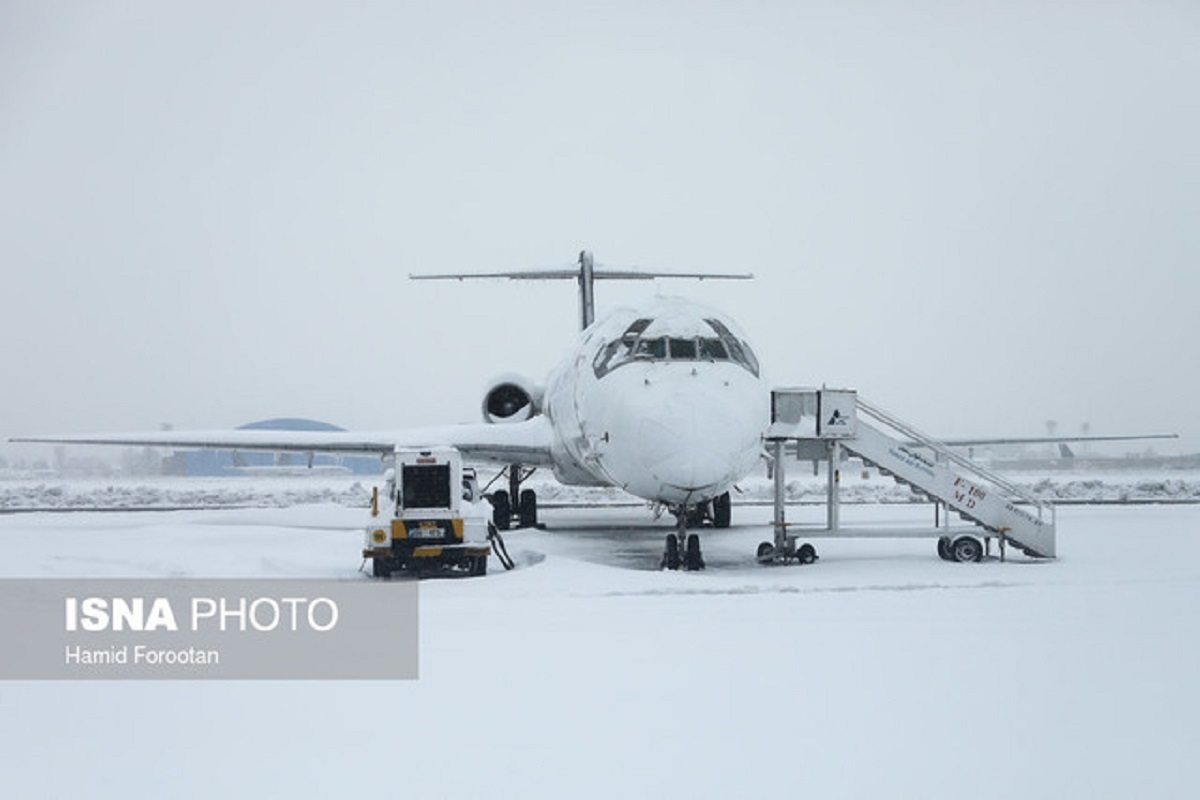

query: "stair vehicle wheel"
(662, 534), (682, 570)
(518, 489), (538, 528)
(372, 557), (392, 578)
(756, 541), (774, 562)
(684, 533), (705, 571)
(951, 535), (983, 563)
(797, 543), (817, 565)
(937, 536), (953, 561)
(491, 490), (512, 531)
(712, 492), (732, 528)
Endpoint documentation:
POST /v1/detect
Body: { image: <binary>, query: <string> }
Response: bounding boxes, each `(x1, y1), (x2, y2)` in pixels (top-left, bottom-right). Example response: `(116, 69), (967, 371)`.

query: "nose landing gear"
(661, 510), (707, 571)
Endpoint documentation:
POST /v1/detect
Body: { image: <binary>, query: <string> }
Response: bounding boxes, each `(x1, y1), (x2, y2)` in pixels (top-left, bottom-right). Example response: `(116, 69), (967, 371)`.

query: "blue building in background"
(166, 418), (380, 476)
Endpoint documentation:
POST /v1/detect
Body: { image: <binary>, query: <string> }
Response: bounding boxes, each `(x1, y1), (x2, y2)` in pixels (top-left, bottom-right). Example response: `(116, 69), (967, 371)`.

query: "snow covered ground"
(4, 464), (1200, 511)
(1, 494), (1198, 798)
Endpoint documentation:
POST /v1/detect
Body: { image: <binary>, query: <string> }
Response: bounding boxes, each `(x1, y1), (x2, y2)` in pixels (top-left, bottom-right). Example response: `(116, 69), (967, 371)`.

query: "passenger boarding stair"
(766, 389), (1056, 560)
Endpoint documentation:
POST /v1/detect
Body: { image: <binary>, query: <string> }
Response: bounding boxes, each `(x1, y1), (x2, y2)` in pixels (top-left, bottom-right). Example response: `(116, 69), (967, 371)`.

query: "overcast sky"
(2, 0), (1198, 460)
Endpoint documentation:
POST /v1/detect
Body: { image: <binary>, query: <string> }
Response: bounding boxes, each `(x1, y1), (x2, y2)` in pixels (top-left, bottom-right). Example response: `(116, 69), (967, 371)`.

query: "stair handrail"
(856, 396), (1052, 520)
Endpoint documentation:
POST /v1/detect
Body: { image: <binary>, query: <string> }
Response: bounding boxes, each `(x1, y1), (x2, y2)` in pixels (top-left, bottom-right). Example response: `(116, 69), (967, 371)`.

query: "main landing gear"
(679, 492), (733, 529)
(486, 464), (541, 531)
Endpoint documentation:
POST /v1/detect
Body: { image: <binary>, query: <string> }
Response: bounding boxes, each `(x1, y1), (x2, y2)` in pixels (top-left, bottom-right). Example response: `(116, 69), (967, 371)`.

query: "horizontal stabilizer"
(411, 269), (753, 281)
(411, 250), (752, 330)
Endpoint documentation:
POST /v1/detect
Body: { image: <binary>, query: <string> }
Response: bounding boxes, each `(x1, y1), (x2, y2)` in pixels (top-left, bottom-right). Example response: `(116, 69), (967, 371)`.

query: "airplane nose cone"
(637, 415), (732, 491)
(597, 378), (766, 503)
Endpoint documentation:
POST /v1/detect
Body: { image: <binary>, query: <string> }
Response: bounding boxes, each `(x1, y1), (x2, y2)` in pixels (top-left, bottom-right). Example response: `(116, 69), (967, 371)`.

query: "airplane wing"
(782, 433), (1178, 463)
(10, 417), (556, 467)
(931, 434), (1178, 448)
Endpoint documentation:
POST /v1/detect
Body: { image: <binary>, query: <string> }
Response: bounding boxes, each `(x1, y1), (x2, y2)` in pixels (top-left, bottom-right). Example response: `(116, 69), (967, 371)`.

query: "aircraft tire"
(662, 534), (681, 570)
(491, 490), (512, 531)
(685, 533), (705, 570)
(518, 489), (538, 528)
(712, 492), (732, 528)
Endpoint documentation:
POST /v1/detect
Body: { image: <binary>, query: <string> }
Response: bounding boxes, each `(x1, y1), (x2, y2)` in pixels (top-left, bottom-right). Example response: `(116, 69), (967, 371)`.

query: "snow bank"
(4, 467), (1199, 511)
(0, 477), (372, 511)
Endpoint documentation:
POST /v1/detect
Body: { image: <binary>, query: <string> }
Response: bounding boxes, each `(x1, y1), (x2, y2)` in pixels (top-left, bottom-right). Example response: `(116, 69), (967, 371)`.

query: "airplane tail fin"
(411, 250), (753, 330)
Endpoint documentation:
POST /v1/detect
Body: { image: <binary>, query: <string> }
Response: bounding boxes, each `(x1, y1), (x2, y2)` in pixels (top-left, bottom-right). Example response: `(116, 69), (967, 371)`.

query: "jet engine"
(482, 374), (544, 424)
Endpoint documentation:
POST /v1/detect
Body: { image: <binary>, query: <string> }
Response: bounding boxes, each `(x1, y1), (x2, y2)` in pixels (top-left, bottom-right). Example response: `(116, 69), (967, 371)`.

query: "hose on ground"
(487, 521), (515, 570)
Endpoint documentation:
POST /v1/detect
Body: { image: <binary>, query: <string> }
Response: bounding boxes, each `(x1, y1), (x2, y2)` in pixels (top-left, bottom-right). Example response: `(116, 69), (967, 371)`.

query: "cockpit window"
(636, 337), (666, 359)
(698, 338), (728, 360)
(668, 338), (697, 359)
(623, 318), (653, 339)
(593, 316), (760, 378)
(705, 318), (760, 376)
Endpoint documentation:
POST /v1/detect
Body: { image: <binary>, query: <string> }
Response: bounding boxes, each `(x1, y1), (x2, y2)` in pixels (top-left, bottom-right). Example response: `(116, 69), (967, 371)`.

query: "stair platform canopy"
(765, 388), (1056, 560)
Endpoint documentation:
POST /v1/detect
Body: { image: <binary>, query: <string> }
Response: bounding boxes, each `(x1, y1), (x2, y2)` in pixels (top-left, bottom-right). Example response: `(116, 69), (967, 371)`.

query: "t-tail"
(410, 250), (754, 331)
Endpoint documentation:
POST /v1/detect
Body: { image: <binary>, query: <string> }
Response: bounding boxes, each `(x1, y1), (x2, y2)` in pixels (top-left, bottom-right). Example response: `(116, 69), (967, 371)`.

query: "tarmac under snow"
(0, 499), (1197, 799)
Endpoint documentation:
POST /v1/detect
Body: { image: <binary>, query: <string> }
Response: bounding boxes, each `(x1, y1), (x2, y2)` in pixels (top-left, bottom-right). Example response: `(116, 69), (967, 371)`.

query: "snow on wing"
(11, 417), (555, 466)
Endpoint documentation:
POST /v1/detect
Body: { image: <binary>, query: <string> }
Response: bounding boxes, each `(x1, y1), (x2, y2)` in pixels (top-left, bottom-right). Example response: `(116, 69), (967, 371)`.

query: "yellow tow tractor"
(363, 446), (494, 577)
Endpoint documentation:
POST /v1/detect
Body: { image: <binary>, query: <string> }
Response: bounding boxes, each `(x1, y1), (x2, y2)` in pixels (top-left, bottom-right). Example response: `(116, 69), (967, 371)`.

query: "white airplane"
(13, 251), (1176, 570)
(15, 252), (764, 570)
